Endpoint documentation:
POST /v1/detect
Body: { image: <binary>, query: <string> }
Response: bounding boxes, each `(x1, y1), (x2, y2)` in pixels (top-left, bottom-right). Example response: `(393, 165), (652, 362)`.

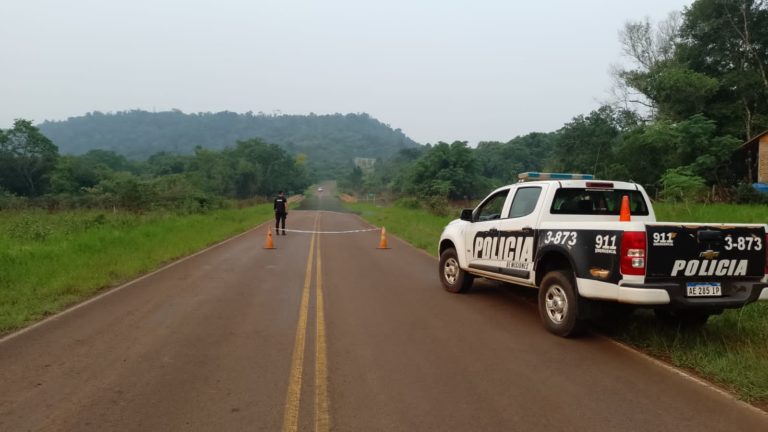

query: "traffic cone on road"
(264, 227), (276, 249)
(619, 195), (631, 222)
(377, 227), (390, 249)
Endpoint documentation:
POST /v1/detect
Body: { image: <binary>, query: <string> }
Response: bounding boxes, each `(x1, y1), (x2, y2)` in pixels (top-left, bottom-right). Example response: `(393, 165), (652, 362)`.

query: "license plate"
(686, 282), (722, 297)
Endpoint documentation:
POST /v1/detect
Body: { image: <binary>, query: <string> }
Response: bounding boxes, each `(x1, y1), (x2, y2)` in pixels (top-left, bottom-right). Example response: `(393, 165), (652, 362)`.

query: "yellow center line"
(281, 215), (319, 432)
(315, 215), (330, 432)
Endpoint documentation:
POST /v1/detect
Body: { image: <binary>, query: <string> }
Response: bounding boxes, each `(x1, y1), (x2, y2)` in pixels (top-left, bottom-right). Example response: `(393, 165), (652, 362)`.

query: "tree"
(475, 132), (558, 186)
(549, 106), (637, 177)
(186, 147), (234, 197)
(50, 155), (102, 194)
(612, 114), (740, 191)
(37, 110), (419, 180)
(402, 141), (482, 199)
(145, 151), (188, 176)
(621, 63), (720, 121)
(659, 167), (708, 202)
(340, 166), (364, 193)
(612, 12), (682, 115)
(677, 0), (768, 139)
(81, 149), (135, 173)
(0, 120), (59, 196)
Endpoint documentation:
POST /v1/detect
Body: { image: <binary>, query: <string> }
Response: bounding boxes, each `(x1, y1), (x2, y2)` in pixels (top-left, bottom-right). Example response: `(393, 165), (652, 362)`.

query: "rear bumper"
(760, 287), (768, 301)
(620, 280), (768, 309)
(617, 286), (671, 304)
(577, 279), (672, 304)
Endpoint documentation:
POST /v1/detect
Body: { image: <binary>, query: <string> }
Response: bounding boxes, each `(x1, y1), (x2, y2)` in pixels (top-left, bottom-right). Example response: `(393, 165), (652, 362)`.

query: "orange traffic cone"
(264, 227), (276, 249)
(619, 195), (631, 222)
(377, 227), (390, 249)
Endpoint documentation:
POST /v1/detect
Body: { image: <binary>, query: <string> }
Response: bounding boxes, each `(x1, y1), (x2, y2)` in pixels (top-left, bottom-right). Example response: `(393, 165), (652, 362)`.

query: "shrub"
(0, 188), (27, 210)
(425, 195), (450, 216)
(395, 197), (421, 210)
(732, 183), (768, 204)
(659, 168), (708, 202)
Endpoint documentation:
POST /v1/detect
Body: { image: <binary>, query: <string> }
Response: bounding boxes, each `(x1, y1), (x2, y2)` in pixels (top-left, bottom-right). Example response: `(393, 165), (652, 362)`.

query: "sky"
(1, 0), (692, 145)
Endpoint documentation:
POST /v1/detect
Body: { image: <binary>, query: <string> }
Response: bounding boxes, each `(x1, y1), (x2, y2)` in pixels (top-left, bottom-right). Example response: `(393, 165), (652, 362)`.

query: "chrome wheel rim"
(443, 257), (459, 285)
(545, 285), (568, 323)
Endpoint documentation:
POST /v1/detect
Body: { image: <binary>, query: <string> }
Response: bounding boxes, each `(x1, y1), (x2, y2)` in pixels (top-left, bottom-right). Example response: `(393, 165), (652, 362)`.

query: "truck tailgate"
(645, 224), (766, 280)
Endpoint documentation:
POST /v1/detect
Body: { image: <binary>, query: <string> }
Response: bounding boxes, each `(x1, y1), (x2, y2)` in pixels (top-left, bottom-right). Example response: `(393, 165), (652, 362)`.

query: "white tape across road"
(278, 228), (380, 234)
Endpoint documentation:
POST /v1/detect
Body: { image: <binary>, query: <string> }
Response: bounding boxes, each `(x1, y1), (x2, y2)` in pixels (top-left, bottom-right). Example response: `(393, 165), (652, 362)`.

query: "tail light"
(621, 231), (646, 276)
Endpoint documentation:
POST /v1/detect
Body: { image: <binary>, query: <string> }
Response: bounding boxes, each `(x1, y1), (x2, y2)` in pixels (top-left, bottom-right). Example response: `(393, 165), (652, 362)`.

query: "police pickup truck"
(438, 172), (768, 337)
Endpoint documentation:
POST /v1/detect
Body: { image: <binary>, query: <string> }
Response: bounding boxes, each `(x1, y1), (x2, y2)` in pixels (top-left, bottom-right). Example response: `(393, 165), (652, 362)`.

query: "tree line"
(38, 111), (418, 180)
(343, 0), (768, 208)
(0, 120), (310, 212)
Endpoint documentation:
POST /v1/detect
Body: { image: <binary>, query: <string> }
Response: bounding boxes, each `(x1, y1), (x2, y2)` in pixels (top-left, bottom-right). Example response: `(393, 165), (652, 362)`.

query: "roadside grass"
(346, 200), (768, 404)
(344, 201), (453, 253)
(654, 202), (768, 224)
(0, 205), (273, 333)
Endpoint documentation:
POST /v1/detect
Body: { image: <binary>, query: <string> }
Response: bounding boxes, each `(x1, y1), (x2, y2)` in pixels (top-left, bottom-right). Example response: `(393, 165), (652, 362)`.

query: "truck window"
(475, 190), (509, 221)
(550, 188), (649, 215)
(508, 187), (541, 218)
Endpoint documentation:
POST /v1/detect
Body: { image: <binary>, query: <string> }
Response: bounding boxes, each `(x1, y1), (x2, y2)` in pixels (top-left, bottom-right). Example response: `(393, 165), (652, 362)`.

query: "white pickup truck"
(438, 172), (768, 337)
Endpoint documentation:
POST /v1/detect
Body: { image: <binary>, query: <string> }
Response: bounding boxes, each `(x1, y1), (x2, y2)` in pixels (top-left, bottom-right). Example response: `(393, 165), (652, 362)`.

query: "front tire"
(439, 248), (473, 293)
(538, 271), (585, 337)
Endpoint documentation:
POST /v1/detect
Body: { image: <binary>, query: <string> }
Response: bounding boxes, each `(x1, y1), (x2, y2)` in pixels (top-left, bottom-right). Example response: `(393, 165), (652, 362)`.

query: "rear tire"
(439, 248), (473, 293)
(538, 271), (585, 337)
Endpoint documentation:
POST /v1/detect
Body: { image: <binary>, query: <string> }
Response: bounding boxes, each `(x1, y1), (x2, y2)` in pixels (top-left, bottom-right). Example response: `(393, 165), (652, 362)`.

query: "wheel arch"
(439, 238), (455, 257)
(439, 237), (470, 269)
(535, 248), (577, 288)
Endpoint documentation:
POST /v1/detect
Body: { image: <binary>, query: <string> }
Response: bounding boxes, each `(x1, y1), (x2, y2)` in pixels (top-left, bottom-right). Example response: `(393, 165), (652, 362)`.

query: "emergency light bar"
(518, 172), (595, 182)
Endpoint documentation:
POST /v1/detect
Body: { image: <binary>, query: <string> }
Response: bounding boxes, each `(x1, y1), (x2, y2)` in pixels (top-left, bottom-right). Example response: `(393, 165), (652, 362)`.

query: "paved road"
(1, 187), (767, 431)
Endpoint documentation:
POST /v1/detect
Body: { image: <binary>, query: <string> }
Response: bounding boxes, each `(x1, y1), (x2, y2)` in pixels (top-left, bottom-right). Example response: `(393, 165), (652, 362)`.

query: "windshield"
(550, 188), (649, 216)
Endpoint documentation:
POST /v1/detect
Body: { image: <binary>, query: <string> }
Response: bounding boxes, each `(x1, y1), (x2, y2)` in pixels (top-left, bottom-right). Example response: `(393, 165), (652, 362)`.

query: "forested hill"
(38, 110), (419, 176)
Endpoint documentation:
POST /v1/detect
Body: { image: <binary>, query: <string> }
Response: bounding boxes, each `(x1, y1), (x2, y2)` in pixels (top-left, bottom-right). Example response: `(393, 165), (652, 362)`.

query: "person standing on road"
(274, 191), (288, 235)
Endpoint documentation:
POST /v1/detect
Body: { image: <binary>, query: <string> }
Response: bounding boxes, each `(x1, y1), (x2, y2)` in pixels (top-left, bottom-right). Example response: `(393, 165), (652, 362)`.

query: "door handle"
(522, 226), (533, 233)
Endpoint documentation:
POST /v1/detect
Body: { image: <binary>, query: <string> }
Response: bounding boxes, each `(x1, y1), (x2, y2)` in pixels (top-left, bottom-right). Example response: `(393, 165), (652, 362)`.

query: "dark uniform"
(274, 192), (288, 235)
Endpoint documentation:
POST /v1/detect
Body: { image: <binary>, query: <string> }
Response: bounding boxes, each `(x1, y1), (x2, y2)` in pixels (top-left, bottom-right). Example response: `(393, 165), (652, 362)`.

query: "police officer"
(274, 191), (288, 235)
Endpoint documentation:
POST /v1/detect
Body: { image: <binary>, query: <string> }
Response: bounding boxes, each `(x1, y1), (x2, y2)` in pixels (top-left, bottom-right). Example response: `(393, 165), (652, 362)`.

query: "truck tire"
(439, 248), (473, 293)
(538, 271), (585, 337)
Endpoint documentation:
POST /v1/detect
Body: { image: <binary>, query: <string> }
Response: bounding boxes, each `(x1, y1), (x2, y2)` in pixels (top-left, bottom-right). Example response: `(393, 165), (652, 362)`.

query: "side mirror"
(460, 208), (473, 222)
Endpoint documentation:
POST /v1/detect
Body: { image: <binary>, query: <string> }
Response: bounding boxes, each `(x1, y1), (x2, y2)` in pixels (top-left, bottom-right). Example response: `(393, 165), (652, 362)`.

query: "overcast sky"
(1, 0), (691, 145)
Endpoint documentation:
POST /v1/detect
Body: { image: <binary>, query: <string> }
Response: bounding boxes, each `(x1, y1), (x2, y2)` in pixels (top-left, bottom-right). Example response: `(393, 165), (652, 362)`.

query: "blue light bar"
(518, 172), (595, 181)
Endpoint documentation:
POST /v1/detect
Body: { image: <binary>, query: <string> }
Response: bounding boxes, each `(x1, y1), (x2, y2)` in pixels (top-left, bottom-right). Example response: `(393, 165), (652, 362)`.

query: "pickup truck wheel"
(539, 271), (585, 337)
(439, 248), (473, 293)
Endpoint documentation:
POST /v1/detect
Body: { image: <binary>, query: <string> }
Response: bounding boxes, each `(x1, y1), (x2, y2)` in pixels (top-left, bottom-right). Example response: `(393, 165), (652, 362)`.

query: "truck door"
(491, 185), (546, 285)
(464, 188), (512, 274)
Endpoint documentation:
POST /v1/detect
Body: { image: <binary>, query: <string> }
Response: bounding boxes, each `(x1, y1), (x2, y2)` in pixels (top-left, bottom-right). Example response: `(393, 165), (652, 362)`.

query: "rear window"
(550, 188), (649, 216)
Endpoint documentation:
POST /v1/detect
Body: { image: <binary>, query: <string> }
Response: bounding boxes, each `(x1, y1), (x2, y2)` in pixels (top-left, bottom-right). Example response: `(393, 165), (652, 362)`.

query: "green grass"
(654, 202), (768, 224)
(0, 205), (273, 333)
(346, 200), (768, 404)
(344, 201), (453, 254)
